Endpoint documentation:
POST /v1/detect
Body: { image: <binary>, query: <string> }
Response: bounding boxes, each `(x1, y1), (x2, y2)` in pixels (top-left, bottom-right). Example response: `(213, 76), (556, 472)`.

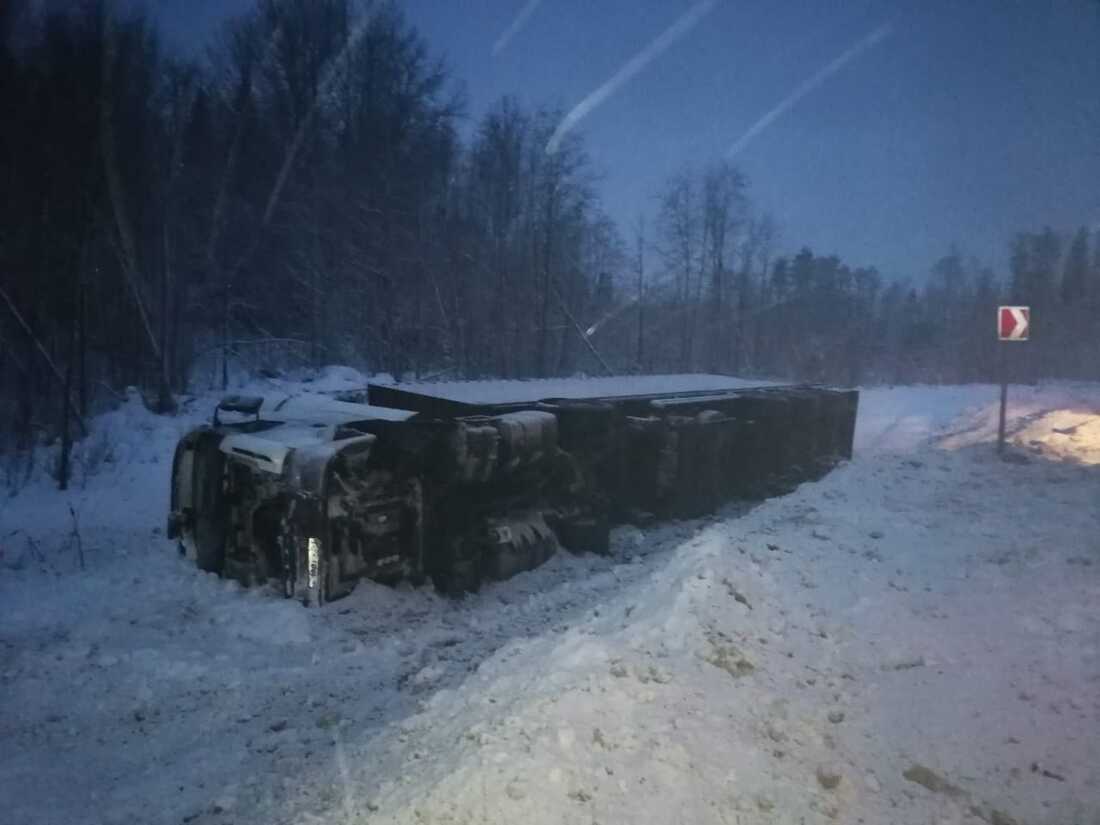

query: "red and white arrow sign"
(998, 306), (1029, 341)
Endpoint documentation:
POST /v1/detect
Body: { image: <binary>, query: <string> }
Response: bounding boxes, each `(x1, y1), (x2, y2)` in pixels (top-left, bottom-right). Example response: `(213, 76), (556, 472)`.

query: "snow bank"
(0, 390), (207, 545)
(289, 364), (372, 393)
(854, 385), (997, 453)
(856, 382), (1100, 459)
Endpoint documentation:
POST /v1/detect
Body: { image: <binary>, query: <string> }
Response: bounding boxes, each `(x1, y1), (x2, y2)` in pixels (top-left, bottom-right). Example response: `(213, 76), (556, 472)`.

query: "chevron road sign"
(998, 306), (1030, 341)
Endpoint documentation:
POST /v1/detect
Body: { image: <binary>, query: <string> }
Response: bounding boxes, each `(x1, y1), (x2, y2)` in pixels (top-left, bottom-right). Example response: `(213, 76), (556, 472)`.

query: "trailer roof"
(371, 374), (777, 407)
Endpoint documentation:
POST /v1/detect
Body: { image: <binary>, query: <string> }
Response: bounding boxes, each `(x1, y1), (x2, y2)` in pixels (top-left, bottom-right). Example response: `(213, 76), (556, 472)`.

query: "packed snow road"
(1, 382), (1098, 825)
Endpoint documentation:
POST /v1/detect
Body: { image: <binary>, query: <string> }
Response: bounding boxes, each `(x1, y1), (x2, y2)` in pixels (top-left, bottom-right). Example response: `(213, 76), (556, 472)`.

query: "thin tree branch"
(0, 285), (88, 435)
(550, 277), (612, 375)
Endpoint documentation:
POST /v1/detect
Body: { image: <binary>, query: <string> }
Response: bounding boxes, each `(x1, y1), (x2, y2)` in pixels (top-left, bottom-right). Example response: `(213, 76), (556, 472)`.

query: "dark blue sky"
(155, 0), (1100, 281)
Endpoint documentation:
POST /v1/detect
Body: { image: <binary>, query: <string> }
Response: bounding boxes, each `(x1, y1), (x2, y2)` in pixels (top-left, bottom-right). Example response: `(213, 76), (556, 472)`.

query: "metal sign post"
(997, 345), (1008, 453)
(996, 306), (1030, 454)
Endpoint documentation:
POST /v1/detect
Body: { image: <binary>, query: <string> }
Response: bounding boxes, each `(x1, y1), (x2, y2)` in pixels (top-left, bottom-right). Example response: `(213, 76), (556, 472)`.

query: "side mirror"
(214, 395), (264, 426)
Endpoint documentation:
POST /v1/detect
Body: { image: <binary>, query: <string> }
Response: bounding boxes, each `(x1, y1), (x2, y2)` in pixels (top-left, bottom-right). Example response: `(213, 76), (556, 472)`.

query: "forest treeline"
(2, 0), (1098, 485)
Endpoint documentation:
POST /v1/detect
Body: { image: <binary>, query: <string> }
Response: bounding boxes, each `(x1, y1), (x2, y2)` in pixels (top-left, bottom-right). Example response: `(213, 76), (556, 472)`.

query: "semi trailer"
(167, 375), (858, 606)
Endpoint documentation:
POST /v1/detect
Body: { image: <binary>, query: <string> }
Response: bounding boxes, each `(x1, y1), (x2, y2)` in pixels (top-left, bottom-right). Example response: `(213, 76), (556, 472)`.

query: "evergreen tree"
(1062, 227), (1090, 305)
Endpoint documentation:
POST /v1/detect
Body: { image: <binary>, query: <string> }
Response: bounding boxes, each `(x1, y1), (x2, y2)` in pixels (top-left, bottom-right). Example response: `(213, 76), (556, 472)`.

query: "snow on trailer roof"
(372, 374), (777, 406)
(258, 393), (414, 423)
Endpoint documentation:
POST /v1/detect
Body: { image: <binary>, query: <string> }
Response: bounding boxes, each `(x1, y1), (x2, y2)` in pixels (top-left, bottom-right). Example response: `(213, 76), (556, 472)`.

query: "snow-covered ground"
(1, 379), (1098, 825)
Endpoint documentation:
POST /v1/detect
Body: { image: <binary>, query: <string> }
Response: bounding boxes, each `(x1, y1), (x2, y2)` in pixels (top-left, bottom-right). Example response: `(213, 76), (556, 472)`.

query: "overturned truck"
(168, 376), (858, 605)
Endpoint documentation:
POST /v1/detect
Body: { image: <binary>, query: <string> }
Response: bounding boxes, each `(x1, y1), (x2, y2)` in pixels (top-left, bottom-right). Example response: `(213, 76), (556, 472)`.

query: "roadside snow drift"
(1, 381), (1098, 825)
